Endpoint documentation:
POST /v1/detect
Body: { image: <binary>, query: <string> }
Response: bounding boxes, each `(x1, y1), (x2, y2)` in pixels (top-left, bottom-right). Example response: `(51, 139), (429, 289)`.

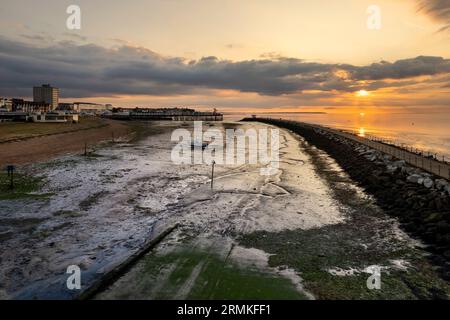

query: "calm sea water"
(225, 112), (450, 161)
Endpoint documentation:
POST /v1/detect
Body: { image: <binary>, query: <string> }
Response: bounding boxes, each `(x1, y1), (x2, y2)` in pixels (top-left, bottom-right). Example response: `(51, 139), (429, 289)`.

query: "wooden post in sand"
(6, 165), (15, 189)
(211, 161), (216, 190)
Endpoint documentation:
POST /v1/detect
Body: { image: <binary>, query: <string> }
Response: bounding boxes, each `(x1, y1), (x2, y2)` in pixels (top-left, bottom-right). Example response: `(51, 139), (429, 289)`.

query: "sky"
(0, 0), (450, 114)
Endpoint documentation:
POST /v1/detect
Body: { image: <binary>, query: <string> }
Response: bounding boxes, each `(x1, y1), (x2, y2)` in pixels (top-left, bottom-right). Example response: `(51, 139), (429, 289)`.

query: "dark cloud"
(21, 34), (49, 42)
(347, 56), (450, 80)
(418, 0), (450, 22)
(0, 37), (449, 99)
(418, 0), (450, 31)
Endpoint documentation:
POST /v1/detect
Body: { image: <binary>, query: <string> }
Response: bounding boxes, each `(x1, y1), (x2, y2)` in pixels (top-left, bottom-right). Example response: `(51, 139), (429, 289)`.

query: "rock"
(435, 179), (448, 190)
(425, 212), (444, 223)
(442, 271), (450, 281)
(393, 160), (406, 168)
(402, 166), (415, 175)
(445, 185), (450, 196)
(443, 250), (450, 259)
(433, 197), (445, 210)
(407, 174), (422, 184)
(361, 150), (376, 156)
(379, 176), (391, 184)
(423, 178), (434, 189)
(435, 221), (450, 233)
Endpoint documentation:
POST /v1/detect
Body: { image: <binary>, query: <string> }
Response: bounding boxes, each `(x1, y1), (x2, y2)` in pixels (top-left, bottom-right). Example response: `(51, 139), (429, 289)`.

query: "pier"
(110, 107), (223, 121)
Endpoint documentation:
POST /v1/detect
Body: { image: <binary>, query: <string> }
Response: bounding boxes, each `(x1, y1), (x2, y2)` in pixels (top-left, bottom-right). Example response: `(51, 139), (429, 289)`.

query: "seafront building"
(57, 102), (112, 115)
(30, 112), (79, 123)
(10, 98), (51, 113)
(0, 86), (222, 123)
(0, 85), (77, 123)
(33, 84), (59, 110)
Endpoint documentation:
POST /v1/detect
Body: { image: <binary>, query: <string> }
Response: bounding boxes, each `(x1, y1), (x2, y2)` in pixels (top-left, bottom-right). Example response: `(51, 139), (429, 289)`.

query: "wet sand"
(0, 121), (448, 299)
(96, 122), (449, 300)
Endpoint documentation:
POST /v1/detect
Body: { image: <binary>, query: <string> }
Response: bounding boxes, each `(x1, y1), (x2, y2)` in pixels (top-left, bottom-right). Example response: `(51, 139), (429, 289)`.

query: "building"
(0, 98), (12, 111)
(31, 112), (79, 123)
(11, 99), (50, 113)
(57, 102), (75, 112)
(0, 112), (28, 122)
(73, 102), (111, 114)
(57, 102), (111, 114)
(0, 98), (51, 122)
(33, 84), (59, 110)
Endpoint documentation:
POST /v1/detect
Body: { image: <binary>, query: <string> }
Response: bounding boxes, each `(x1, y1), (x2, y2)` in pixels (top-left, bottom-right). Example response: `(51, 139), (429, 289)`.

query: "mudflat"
(1, 121), (448, 299)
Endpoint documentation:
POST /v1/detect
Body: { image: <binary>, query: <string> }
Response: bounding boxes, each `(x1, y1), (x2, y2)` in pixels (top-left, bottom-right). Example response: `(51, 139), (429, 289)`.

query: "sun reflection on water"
(358, 127), (365, 137)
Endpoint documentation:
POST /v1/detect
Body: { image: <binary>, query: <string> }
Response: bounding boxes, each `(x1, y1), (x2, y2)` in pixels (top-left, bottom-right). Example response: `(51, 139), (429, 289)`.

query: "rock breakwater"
(246, 118), (450, 281)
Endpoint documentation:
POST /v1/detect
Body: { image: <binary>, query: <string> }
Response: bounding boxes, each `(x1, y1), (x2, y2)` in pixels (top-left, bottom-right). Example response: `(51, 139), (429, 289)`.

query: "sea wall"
(246, 118), (450, 280)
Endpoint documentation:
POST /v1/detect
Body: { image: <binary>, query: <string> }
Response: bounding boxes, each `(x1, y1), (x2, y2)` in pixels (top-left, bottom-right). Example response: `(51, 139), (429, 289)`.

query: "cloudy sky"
(0, 0), (449, 113)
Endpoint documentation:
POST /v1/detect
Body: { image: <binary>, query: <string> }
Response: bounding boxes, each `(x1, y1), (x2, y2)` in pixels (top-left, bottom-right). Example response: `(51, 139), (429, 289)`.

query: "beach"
(0, 120), (449, 299)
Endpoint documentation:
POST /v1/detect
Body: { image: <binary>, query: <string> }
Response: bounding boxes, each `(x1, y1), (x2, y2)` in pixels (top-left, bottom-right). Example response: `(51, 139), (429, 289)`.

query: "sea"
(224, 111), (450, 161)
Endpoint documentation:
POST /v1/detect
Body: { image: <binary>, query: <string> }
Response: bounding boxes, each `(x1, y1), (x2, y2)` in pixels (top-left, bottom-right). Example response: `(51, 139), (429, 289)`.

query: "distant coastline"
(223, 111), (327, 115)
(258, 111), (327, 114)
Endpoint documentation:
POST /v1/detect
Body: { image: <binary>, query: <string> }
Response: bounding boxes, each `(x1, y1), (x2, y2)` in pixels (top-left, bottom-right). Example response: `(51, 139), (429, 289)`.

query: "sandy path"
(0, 120), (129, 167)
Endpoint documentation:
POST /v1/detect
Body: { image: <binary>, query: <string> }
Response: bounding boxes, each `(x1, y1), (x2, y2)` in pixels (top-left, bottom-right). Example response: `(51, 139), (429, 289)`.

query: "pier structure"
(111, 108), (223, 121)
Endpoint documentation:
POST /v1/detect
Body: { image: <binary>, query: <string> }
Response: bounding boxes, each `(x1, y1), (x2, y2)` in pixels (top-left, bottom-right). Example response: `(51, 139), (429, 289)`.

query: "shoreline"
(248, 118), (450, 282)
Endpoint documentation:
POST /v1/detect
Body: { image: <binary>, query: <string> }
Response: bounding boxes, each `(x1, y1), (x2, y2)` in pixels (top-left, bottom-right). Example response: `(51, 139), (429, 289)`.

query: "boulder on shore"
(423, 178), (434, 189)
(407, 174), (422, 184)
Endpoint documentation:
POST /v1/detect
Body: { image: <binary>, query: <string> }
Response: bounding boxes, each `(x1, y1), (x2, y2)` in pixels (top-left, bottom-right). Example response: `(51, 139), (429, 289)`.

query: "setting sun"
(356, 90), (370, 97)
